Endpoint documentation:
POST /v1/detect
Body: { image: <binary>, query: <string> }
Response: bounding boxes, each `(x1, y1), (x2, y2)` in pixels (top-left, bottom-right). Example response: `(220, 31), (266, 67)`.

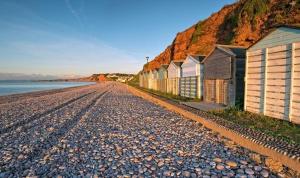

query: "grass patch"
(211, 107), (300, 145)
(191, 22), (204, 44)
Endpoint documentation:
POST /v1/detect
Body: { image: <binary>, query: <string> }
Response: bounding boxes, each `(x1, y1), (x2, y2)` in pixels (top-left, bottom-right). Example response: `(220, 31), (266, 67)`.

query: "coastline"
(0, 82), (95, 105)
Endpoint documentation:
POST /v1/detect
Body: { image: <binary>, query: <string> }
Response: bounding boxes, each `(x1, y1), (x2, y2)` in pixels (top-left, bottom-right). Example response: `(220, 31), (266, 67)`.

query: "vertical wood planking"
(263, 48), (268, 115)
(289, 43), (295, 122)
(244, 52), (248, 110)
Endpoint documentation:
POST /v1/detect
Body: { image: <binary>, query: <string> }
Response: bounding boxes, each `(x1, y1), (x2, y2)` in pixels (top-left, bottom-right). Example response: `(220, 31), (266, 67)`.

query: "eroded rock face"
(144, 0), (300, 71)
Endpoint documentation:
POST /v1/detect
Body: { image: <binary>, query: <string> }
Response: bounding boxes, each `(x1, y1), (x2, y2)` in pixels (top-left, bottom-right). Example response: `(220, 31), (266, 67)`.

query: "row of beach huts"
(139, 26), (300, 124)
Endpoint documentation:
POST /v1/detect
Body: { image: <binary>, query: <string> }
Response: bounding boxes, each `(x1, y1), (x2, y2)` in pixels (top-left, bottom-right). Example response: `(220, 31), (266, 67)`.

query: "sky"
(0, 0), (235, 79)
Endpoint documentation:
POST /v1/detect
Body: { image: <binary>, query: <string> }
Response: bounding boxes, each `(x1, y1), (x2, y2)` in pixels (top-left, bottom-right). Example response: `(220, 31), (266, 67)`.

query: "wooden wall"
(181, 56), (199, 77)
(167, 78), (180, 95)
(180, 76), (200, 99)
(204, 79), (229, 105)
(249, 27), (300, 51)
(204, 48), (232, 80)
(245, 42), (300, 124)
(167, 62), (181, 79)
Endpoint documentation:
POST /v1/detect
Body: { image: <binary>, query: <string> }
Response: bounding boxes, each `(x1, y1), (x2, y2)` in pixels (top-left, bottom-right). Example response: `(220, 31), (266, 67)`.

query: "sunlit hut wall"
(152, 68), (159, 91)
(148, 70), (154, 90)
(143, 71), (149, 89)
(167, 61), (183, 95)
(158, 64), (168, 93)
(180, 55), (206, 99)
(203, 45), (246, 106)
(139, 71), (143, 87)
(245, 26), (300, 124)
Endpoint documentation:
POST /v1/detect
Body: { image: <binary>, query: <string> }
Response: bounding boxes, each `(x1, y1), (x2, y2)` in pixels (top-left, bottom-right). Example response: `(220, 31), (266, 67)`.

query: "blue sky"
(0, 0), (235, 78)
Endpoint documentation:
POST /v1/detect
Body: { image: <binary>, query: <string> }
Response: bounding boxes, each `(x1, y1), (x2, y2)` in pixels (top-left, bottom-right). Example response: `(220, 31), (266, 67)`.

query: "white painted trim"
(244, 51), (248, 111)
(263, 48), (268, 115)
(289, 43), (295, 122)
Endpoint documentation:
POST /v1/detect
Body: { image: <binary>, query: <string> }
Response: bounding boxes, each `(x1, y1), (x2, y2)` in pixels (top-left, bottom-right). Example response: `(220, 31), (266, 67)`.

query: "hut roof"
(160, 64), (169, 69)
(190, 55), (206, 63)
(173, 61), (183, 67)
(216, 45), (246, 58)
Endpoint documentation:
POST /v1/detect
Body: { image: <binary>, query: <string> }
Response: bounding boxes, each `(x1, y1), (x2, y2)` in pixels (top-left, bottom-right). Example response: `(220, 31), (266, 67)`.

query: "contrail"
(65, 0), (83, 28)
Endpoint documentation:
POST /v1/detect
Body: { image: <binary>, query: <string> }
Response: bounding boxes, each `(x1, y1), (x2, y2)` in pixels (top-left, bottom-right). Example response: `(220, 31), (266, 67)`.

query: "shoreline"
(0, 83), (96, 105)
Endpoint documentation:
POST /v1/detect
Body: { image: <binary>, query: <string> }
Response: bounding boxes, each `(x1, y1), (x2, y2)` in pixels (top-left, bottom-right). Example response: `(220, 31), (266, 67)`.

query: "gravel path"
(0, 82), (281, 177)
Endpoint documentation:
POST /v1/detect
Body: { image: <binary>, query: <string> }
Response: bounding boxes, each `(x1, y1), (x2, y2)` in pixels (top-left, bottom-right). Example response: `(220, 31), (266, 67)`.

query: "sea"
(0, 80), (95, 96)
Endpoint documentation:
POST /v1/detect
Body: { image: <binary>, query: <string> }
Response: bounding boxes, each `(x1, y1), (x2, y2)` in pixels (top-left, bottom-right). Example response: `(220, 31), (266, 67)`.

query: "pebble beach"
(0, 82), (287, 177)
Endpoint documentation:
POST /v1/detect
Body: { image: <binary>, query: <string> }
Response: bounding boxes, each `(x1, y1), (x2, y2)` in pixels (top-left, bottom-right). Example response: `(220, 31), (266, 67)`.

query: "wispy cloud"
(0, 0), (144, 76)
(64, 0), (84, 28)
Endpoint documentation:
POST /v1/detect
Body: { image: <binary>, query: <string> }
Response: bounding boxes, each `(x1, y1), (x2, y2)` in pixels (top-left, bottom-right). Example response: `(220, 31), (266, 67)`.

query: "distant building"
(244, 26), (300, 124)
(203, 45), (246, 106)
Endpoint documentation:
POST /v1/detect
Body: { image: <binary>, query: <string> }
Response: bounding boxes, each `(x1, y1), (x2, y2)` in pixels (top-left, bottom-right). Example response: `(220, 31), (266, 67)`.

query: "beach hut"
(140, 71), (148, 88)
(167, 61), (183, 95)
(158, 65), (168, 93)
(180, 55), (206, 99)
(244, 26), (300, 124)
(139, 72), (143, 87)
(148, 70), (154, 90)
(144, 71), (149, 89)
(203, 45), (246, 106)
(152, 69), (159, 91)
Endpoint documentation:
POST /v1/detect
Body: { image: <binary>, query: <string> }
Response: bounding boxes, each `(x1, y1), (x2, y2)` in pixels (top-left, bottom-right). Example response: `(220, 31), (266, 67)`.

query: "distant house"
(167, 61), (183, 95)
(157, 65), (168, 93)
(203, 45), (246, 106)
(180, 55), (206, 99)
(244, 26), (300, 124)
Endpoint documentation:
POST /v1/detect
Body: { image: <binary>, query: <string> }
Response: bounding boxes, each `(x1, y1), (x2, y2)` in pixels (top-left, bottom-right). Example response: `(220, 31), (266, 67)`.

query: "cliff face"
(144, 0), (300, 71)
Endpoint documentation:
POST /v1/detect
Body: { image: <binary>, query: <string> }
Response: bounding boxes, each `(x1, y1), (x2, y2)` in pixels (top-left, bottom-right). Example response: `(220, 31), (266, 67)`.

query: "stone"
(265, 158), (283, 172)
(226, 161), (237, 168)
(209, 162), (216, 167)
(158, 161), (164, 167)
(216, 164), (225, 170)
(163, 170), (172, 176)
(239, 160), (248, 165)
(260, 170), (269, 178)
(237, 169), (244, 174)
(254, 166), (262, 171)
(145, 155), (153, 161)
(182, 171), (191, 177)
(245, 168), (254, 175)
(213, 158), (222, 163)
(17, 154), (25, 160)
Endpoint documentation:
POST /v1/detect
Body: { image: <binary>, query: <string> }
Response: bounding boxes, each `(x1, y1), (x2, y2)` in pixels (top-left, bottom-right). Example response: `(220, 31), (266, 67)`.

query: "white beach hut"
(180, 55), (206, 99)
(244, 26), (300, 124)
(167, 61), (183, 95)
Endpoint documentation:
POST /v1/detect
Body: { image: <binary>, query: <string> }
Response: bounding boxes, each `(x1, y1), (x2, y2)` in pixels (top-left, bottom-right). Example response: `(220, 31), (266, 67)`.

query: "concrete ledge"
(127, 85), (300, 172)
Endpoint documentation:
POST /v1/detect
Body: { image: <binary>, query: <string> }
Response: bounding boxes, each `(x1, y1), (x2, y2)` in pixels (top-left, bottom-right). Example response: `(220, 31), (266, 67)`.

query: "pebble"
(182, 171), (191, 177)
(0, 82), (288, 177)
(260, 170), (269, 177)
(254, 166), (262, 171)
(158, 161), (164, 167)
(216, 164), (225, 170)
(226, 161), (237, 168)
(245, 168), (254, 175)
(213, 157), (222, 163)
